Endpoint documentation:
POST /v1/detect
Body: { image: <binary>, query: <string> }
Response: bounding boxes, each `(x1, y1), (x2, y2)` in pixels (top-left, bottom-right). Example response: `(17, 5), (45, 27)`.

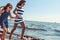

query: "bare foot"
(20, 38), (26, 40)
(9, 36), (12, 40)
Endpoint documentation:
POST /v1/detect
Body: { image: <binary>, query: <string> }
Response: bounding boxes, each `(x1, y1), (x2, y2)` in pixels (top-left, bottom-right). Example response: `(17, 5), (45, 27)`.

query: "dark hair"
(3, 3), (12, 10)
(17, 0), (26, 6)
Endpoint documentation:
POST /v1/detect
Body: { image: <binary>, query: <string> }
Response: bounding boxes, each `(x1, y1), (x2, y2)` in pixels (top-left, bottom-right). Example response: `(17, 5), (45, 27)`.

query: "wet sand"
(0, 31), (41, 40)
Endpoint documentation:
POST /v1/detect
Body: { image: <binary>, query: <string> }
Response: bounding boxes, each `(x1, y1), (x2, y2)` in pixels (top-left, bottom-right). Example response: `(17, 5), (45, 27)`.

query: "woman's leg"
(9, 23), (18, 39)
(20, 22), (25, 39)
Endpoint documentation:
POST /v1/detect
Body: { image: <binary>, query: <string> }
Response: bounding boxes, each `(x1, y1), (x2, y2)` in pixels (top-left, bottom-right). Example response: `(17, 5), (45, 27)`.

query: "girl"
(0, 3), (14, 40)
(9, 0), (26, 40)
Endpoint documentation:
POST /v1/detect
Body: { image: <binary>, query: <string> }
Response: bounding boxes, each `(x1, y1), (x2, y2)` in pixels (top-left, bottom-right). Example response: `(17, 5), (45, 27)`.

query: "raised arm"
(13, 8), (17, 15)
(13, 8), (20, 18)
(0, 10), (4, 14)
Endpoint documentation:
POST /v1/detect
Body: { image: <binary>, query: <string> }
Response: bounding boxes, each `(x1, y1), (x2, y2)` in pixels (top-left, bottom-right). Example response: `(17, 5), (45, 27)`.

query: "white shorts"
(14, 15), (24, 23)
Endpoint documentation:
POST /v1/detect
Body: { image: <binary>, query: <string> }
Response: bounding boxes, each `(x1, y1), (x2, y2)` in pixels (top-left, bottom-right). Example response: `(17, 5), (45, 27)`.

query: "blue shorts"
(0, 19), (8, 28)
(3, 18), (8, 28)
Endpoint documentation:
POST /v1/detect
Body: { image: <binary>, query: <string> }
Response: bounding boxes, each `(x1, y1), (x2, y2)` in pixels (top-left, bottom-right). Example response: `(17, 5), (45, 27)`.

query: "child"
(9, 0), (26, 40)
(0, 3), (14, 40)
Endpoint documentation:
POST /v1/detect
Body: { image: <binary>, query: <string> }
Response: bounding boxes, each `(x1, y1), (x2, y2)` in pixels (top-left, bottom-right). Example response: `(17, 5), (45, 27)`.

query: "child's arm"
(9, 13), (15, 18)
(0, 6), (5, 14)
(0, 10), (4, 14)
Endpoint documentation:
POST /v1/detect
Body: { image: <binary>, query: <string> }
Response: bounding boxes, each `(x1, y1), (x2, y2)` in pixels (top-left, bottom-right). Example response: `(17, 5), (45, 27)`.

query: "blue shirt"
(0, 10), (10, 22)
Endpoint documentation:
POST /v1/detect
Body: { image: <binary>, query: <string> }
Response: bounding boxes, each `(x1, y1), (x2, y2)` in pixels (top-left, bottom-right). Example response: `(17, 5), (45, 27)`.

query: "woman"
(0, 3), (14, 40)
(9, 0), (26, 40)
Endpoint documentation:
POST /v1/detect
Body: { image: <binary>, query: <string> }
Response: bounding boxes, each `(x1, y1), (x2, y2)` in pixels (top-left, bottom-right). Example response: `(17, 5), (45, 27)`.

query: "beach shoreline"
(0, 31), (40, 40)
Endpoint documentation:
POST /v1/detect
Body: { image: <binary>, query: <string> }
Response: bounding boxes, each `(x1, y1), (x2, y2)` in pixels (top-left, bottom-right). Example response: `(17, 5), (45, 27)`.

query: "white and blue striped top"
(16, 5), (24, 15)
(14, 5), (24, 23)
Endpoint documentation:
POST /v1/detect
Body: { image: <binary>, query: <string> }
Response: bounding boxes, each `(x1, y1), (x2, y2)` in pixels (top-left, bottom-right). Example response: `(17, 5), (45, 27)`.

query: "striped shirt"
(16, 5), (24, 15)
(14, 5), (24, 23)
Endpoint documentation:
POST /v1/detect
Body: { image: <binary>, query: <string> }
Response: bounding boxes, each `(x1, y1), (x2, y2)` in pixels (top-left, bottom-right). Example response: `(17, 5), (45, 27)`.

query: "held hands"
(16, 14), (21, 18)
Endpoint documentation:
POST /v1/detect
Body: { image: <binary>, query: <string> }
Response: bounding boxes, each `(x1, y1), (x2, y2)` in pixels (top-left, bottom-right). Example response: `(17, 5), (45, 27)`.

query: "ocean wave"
(54, 29), (60, 33)
(17, 26), (47, 31)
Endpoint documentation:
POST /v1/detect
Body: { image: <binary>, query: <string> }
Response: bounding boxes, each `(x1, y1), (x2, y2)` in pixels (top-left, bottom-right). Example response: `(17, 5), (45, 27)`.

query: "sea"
(2, 19), (60, 40)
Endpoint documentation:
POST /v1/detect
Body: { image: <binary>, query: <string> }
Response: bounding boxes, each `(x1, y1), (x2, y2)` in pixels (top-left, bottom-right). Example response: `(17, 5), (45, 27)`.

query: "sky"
(0, 0), (60, 22)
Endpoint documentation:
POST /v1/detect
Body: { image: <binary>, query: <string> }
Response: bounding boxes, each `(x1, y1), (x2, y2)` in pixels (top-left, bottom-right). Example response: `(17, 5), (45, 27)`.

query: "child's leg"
(9, 23), (18, 39)
(2, 19), (8, 40)
(20, 22), (25, 39)
(2, 27), (6, 40)
(0, 23), (6, 40)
